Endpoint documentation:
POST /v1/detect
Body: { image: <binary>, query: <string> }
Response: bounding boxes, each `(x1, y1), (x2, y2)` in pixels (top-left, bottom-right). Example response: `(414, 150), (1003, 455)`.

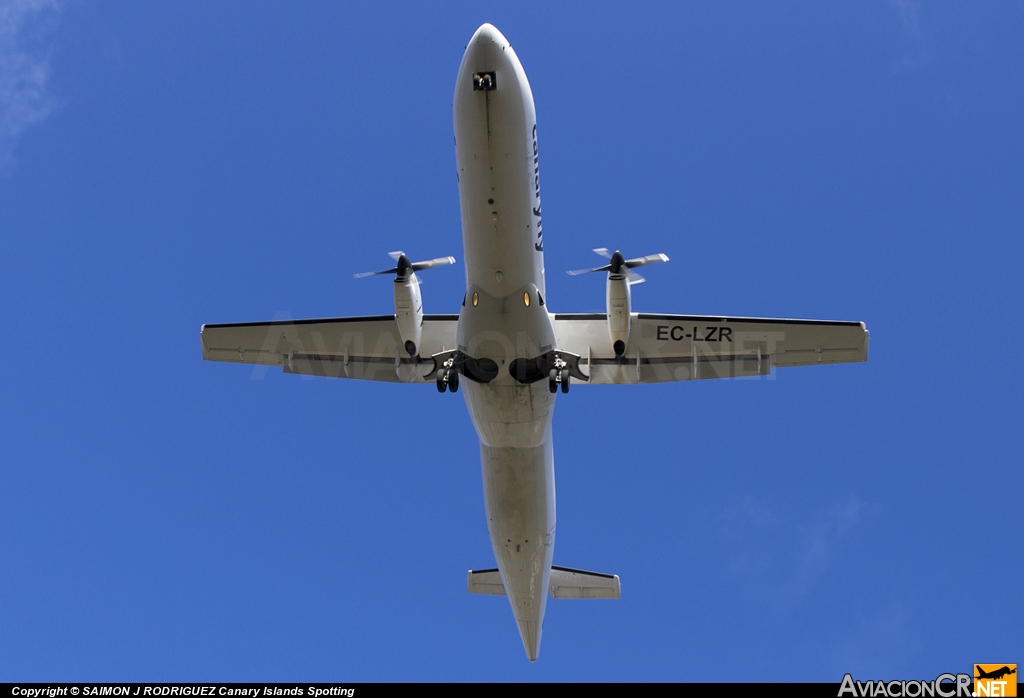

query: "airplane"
(199, 23), (869, 661)
(976, 666), (1017, 681)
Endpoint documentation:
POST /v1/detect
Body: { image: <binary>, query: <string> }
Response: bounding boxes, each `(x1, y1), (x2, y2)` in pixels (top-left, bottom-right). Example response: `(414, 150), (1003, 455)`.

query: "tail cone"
(517, 619), (541, 661)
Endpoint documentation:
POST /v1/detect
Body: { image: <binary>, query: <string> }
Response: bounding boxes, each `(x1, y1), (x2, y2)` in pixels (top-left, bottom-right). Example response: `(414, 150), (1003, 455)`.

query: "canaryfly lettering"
(532, 123), (543, 252)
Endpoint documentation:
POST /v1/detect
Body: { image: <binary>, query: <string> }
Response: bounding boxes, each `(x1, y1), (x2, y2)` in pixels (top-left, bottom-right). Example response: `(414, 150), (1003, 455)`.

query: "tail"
(468, 565), (621, 599)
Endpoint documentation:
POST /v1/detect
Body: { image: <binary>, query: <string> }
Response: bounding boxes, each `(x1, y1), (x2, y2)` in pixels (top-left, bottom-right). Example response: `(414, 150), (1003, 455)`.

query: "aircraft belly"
(454, 23), (558, 663)
(454, 23), (557, 449)
(463, 379), (553, 449)
(454, 24), (544, 300)
(479, 436), (556, 661)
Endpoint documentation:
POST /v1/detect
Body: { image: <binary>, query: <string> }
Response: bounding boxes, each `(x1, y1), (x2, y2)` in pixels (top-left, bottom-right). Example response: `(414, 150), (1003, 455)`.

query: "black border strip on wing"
(203, 313), (460, 329)
(554, 313), (863, 327)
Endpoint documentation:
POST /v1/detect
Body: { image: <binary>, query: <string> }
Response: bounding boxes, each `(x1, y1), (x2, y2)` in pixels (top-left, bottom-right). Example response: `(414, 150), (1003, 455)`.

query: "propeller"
(567, 248), (669, 285)
(355, 251), (456, 280)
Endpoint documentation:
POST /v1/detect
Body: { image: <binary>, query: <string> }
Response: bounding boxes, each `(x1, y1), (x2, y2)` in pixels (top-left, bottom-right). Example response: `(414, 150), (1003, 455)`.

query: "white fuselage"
(453, 24), (556, 661)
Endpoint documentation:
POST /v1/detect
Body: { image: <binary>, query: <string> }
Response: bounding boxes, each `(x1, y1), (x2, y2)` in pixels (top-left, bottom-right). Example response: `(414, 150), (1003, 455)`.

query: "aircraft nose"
(463, 23), (512, 65)
(469, 22), (507, 47)
(457, 23), (518, 98)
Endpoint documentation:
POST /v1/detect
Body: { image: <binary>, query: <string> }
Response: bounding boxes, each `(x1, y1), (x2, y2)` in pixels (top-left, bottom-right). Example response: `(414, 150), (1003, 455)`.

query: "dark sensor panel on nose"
(473, 72), (496, 91)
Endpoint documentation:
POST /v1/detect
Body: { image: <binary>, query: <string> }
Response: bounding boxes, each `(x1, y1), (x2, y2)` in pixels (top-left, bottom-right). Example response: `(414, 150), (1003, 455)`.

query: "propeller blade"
(623, 253), (669, 269)
(567, 264), (612, 276)
(354, 267), (399, 279)
(356, 252), (455, 279)
(410, 256), (456, 272)
(570, 248), (667, 279)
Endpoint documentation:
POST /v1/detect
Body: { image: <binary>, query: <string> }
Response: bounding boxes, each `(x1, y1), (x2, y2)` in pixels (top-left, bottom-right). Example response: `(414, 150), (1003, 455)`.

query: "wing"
(200, 314), (459, 383)
(553, 313), (868, 384)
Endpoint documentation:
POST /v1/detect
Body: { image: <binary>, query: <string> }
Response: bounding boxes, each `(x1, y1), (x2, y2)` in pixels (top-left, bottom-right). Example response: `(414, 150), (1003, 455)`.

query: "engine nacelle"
(607, 274), (631, 357)
(394, 275), (424, 357)
(570, 248), (667, 357)
(356, 252), (454, 358)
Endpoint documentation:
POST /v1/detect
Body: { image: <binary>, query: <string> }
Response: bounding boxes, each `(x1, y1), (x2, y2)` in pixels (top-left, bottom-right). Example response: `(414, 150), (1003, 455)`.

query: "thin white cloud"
(716, 494), (875, 605)
(786, 496), (866, 597)
(826, 601), (918, 675)
(0, 0), (59, 175)
(890, 0), (921, 33)
(888, 0), (931, 73)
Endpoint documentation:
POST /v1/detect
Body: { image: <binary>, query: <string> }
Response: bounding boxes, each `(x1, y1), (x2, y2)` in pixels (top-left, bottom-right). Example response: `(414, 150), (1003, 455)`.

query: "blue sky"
(1, 0), (1021, 682)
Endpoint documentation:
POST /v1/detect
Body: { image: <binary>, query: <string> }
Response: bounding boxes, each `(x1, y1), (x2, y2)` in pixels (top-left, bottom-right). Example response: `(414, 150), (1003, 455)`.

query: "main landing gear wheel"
(560, 368), (570, 394)
(437, 368), (459, 393)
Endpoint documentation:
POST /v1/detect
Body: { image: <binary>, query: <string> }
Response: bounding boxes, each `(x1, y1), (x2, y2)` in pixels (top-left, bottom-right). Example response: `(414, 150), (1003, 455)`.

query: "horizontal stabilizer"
(467, 568), (506, 596)
(467, 566), (621, 599)
(549, 566), (621, 599)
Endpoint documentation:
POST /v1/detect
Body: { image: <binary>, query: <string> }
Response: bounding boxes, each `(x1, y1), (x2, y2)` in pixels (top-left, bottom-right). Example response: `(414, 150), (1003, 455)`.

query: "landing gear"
(436, 357), (459, 393)
(548, 357), (570, 394)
